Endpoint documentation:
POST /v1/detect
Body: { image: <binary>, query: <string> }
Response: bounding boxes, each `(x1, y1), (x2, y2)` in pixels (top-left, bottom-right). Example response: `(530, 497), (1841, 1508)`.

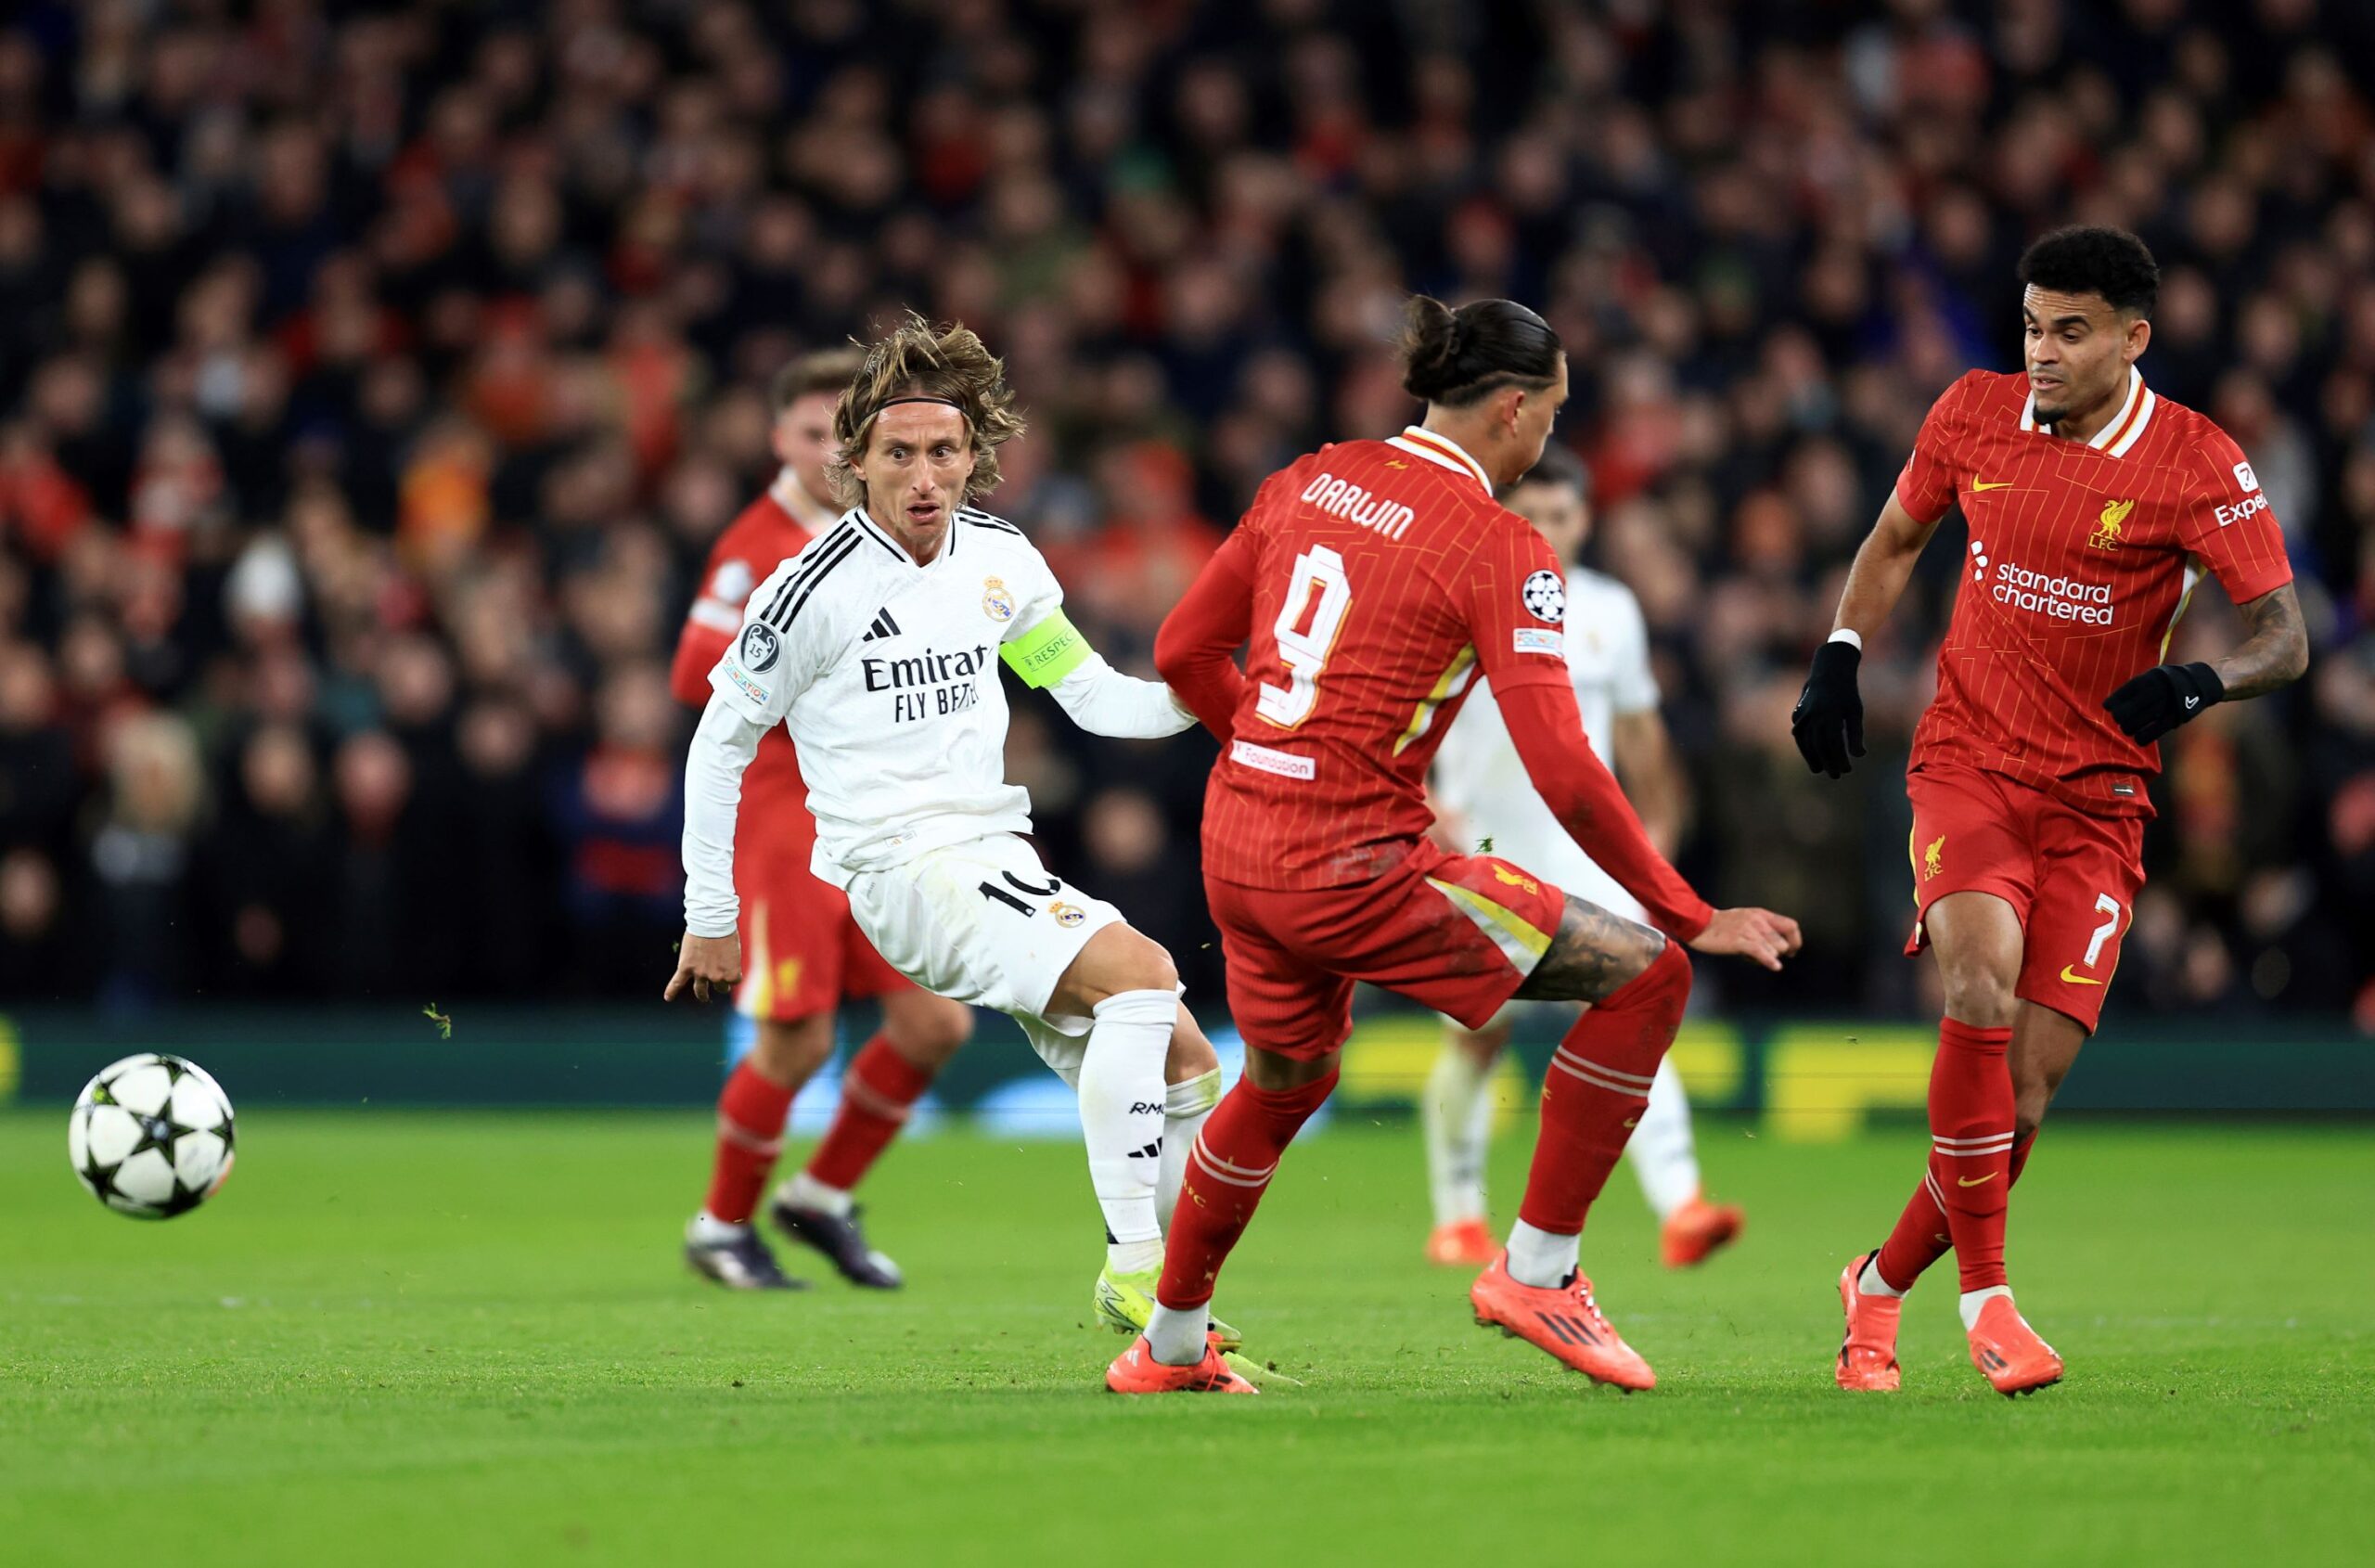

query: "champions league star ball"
(69, 1054), (237, 1219)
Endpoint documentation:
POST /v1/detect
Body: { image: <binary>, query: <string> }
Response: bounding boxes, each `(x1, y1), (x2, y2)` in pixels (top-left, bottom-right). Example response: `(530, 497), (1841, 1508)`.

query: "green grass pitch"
(3, 1109), (2367, 1566)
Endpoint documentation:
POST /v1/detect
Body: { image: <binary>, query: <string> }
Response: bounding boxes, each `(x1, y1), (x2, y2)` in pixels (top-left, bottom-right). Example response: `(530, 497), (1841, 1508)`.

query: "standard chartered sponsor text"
(1993, 560), (2115, 625)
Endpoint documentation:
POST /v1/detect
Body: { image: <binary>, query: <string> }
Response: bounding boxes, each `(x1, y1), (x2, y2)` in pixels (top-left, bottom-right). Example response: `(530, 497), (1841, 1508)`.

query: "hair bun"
(1397, 295), (1562, 407)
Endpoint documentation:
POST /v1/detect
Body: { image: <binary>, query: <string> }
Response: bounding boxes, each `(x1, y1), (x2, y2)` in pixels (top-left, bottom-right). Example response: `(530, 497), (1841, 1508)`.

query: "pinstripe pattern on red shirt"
(1197, 435), (1573, 889)
(1898, 369), (2292, 817)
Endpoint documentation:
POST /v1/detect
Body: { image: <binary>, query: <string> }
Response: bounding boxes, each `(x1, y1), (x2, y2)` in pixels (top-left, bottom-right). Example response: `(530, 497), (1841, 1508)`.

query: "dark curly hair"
(1398, 296), (1563, 407)
(2017, 225), (2160, 318)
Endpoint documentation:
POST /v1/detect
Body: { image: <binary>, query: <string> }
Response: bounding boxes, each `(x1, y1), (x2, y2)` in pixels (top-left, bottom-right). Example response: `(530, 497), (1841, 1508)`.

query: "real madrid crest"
(1049, 901), (1085, 927)
(982, 576), (1017, 622)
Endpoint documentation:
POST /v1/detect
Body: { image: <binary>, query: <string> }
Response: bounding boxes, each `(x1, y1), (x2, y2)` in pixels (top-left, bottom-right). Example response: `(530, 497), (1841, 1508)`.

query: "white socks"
(1146, 1300), (1210, 1366)
(1078, 988), (1175, 1270)
(1158, 1067), (1221, 1237)
(1859, 1256), (1906, 1298)
(1505, 1218), (1580, 1289)
(1626, 1055), (1701, 1221)
(1424, 1042), (1496, 1226)
(689, 1212), (748, 1244)
(780, 1170), (853, 1218)
(1959, 1285), (2011, 1330)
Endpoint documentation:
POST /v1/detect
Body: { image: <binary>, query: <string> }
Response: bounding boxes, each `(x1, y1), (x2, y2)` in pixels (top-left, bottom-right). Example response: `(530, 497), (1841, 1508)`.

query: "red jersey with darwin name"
(1896, 368), (2292, 817)
(1193, 428), (1581, 889)
(668, 477), (821, 848)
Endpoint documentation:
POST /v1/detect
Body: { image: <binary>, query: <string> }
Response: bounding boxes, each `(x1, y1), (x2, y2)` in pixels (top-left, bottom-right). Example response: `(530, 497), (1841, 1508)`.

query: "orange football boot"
(1660, 1195), (1745, 1268)
(1835, 1251), (1903, 1392)
(1470, 1252), (1655, 1391)
(1426, 1218), (1498, 1267)
(1966, 1294), (2062, 1397)
(1105, 1335), (1258, 1395)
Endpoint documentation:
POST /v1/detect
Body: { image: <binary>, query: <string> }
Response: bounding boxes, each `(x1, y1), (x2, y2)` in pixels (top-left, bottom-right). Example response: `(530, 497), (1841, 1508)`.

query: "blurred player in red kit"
(1792, 227), (2307, 1395)
(1108, 298), (1802, 1394)
(669, 350), (974, 1291)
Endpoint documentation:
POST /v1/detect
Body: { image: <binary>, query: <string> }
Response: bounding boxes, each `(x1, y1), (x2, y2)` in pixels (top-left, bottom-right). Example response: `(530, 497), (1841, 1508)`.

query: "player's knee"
(1939, 966), (2018, 1028)
(754, 1015), (835, 1079)
(1604, 925), (1676, 1000)
(1114, 931), (1179, 996)
(888, 996), (973, 1063)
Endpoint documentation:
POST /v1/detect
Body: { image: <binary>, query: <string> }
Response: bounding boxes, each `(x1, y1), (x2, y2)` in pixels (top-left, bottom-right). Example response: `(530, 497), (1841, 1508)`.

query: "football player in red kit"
(671, 350), (974, 1291)
(1108, 298), (1801, 1394)
(1791, 226), (2306, 1395)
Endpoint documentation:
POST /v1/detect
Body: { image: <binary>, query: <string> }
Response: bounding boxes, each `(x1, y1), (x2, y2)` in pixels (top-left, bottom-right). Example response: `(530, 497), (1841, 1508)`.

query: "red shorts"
(1209, 841), (1568, 1060)
(735, 829), (910, 1022)
(1904, 762), (2145, 1033)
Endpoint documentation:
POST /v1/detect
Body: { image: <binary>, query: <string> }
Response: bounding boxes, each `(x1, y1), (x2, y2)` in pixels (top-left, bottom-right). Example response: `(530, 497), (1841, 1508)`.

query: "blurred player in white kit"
(1422, 445), (1745, 1270)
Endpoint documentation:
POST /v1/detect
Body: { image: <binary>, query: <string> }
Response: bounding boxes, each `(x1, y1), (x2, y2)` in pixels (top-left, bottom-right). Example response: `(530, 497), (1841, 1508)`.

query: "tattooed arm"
(2212, 583), (2309, 701)
(2104, 581), (2309, 744)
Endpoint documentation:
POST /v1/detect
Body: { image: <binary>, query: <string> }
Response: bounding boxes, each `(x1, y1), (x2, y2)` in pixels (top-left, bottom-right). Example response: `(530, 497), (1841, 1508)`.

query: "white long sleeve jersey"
(683, 505), (1192, 936)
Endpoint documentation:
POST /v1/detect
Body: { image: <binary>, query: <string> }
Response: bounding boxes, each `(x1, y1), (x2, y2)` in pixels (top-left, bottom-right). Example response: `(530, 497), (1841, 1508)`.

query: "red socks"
(1875, 1126), (2036, 1292)
(703, 1057), (795, 1224)
(1914, 1018), (2017, 1292)
(804, 1035), (931, 1191)
(1155, 1069), (1339, 1310)
(1516, 940), (1693, 1238)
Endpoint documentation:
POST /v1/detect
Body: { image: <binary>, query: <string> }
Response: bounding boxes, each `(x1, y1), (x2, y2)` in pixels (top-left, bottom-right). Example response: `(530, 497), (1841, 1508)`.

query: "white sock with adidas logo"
(1078, 989), (1175, 1274)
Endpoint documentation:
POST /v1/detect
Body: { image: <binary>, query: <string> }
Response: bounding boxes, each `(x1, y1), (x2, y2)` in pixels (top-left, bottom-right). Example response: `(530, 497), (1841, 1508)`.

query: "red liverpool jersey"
(1896, 368), (2292, 816)
(669, 477), (823, 846)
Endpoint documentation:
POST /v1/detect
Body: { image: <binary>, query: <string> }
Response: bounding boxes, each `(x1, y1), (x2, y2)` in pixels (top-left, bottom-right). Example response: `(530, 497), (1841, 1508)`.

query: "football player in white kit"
(667, 316), (1239, 1348)
(1422, 447), (1746, 1270)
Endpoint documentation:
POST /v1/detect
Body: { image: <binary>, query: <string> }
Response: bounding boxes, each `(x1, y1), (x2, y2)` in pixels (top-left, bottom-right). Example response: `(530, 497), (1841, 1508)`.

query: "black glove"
(1791, 639), (1866, 778)
(2103, 662), (2224, 744)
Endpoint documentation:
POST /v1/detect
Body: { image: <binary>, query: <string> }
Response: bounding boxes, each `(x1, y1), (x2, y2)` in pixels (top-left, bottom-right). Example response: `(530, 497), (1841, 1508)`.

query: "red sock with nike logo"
(1926, 1018), (2016, 1292)
(1872, 1126), (2037, 1293)
(1155, 1069), (1340, 1316)
(1511, 941), (1693, 1280)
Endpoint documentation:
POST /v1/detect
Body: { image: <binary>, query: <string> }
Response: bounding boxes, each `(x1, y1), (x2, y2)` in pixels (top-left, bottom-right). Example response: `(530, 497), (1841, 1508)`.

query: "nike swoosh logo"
(1970, 480), (2012, 492)
(1622, 1117), (1639, 1128)
(2059, 965), (2102, 986)
(2184, 696), (2200, 709)
(1957, 1173), (1998, 1188)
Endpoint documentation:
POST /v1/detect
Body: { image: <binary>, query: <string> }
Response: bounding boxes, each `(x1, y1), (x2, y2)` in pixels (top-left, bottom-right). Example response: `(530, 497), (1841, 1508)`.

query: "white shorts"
(843, 833), (1124, 1082)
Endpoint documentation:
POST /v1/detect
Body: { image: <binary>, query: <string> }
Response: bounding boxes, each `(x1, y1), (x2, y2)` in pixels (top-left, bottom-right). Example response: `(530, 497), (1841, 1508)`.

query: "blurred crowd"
(2, 0), (2371, 1024)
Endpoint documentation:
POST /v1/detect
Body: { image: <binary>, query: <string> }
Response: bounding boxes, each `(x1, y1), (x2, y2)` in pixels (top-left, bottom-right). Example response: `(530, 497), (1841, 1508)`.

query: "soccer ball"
(69, 1053), (238, 1219)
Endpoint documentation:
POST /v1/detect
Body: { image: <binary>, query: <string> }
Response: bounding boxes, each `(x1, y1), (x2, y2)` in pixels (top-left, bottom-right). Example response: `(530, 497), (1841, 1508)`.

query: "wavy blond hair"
(828, 315), (1027, 508)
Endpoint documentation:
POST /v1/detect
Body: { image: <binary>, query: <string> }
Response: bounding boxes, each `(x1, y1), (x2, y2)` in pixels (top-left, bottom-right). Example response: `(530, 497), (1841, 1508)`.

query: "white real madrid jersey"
(1431, 565), (1660, 915)
(709, 505), (1060, 887)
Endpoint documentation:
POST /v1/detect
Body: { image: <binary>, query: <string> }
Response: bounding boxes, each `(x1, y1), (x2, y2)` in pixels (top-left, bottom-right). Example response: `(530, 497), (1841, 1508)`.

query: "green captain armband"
(1000, 609), (1093, 688)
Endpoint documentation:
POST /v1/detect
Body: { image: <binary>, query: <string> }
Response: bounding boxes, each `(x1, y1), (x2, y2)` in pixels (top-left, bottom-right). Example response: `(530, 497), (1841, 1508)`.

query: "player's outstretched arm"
(668, 696), (764, 1002)
(1792, 492), (1944, 778)
(1002, 611), (1199, 739)
(2103, 582), (2308, 743)
(1153, 527), (1256, 743)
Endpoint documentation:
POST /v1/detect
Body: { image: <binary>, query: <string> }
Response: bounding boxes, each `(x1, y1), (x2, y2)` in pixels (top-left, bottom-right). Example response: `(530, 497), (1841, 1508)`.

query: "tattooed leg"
(1515, 895), (1667, 1006)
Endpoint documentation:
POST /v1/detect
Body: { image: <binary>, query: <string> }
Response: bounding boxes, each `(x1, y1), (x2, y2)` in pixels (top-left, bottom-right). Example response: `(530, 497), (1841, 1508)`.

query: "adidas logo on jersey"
(862, 608), (903, 641)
